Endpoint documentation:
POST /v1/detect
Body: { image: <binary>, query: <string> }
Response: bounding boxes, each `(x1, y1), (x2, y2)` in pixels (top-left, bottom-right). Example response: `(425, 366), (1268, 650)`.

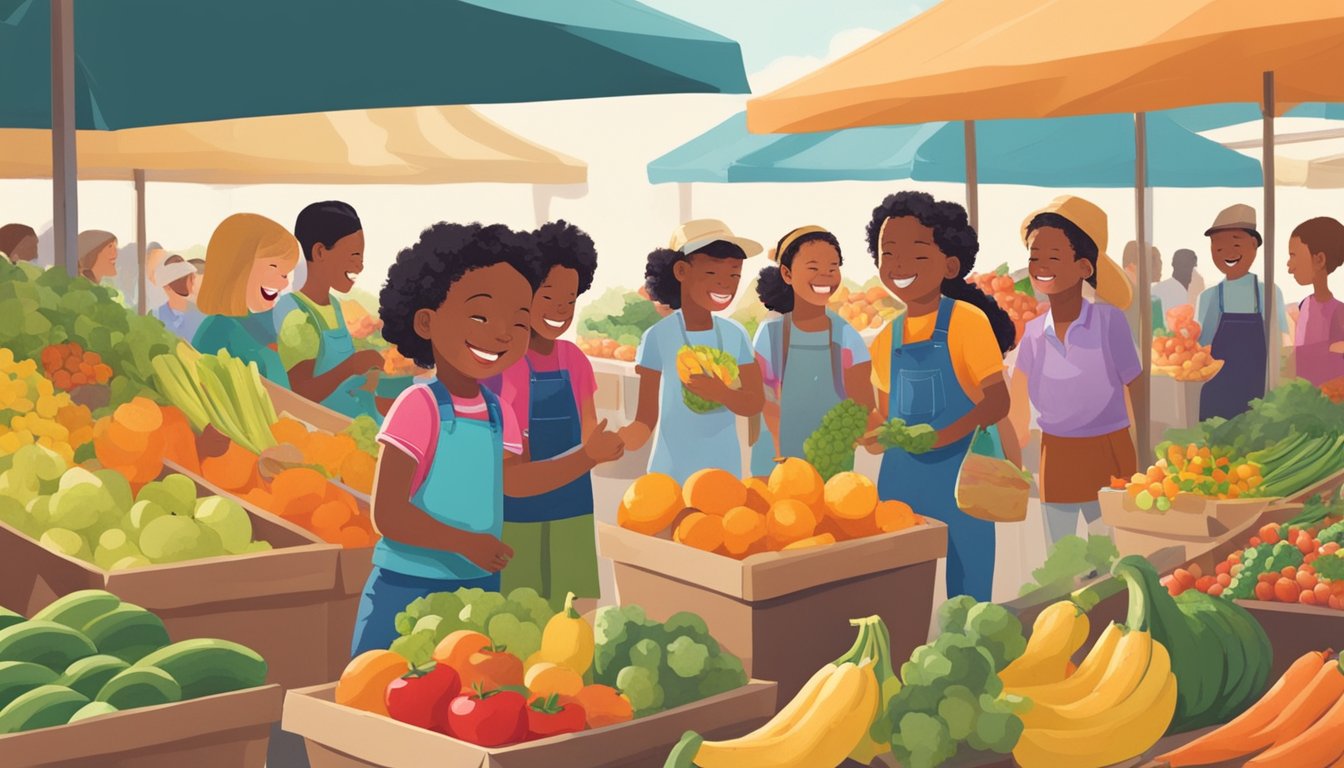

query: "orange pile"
(270, 417), (376, 494)
(93, 398), (199, 489)
(619, 458), (925, 558)
(1153, 305), (1221, 382)
(40, 342), (114, 391)
(968, 272), (1048, 344)
(577, 337), (637, 362)
(830, 283), (901, 332)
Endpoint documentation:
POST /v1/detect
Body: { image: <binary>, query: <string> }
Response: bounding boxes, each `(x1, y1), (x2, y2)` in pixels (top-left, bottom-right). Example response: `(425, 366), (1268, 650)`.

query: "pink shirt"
(493, 342), (597, 440)
(378, 384), (523, 495)
(1295, 296), (1344, 386)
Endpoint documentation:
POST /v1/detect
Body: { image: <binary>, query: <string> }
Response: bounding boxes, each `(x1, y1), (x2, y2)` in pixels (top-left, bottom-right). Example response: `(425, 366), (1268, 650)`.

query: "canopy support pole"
(51, 0), (77, 276)
(135, 170), (147, 314)
(963, 120), (979, 231)
(678, 182), (693, 224)
(531, 185), (551, 228)
(1134, 112), (1152, 460)
(1263, 71), (1279, 391)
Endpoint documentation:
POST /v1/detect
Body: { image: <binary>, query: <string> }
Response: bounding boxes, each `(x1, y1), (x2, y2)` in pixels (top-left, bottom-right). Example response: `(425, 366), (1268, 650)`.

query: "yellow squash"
(535, 591), (594, 676)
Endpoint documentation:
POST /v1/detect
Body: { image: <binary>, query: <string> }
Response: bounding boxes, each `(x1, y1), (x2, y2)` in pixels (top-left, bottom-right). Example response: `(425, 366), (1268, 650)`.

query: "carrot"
(1244, 656), (1344, 750)
(1245, 673), (1344, 767)
(1156, 650), (1331, 766)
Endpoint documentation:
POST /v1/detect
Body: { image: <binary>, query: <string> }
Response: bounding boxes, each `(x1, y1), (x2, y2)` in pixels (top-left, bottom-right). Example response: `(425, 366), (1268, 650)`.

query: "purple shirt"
(1015, 300), (1141, 439)
(1295, 296), (1344, 386)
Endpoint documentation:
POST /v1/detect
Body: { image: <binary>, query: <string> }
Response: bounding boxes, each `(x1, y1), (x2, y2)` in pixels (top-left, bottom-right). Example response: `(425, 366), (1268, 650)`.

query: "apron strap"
(1217, 280), (1226, 313)
(780, 313), (791, 382)
(1253, 275), (1261, 315)
(934, 296), (956, 338)
(828, 313), (845, 399)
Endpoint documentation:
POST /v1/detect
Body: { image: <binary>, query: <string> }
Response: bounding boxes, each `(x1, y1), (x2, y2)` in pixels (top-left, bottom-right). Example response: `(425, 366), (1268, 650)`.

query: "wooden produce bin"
(264, 379), (357, 436)
(599, 521), (946, 701)
(0, 684), (283, 768)
(283, 681), (777, 768)
(0, 471), (342, 690)
(1098, 489), (1272, 563)
(328, 544), (375, 672)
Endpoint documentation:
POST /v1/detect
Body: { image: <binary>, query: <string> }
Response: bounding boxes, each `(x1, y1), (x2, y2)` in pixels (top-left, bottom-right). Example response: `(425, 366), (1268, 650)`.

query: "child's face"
(1210, 230), (1258, 280)
(673, 253), (742, 312)
(531, 265), (579, 341)
(878, 216), (956, 306)
(313, 230), (365, 294)
(1286, 236), (1321, 287)
(245, 257), (292, 313)
(417, 262), (532, 379)
(92, 242), (119, 281)
(1028, 226), (1092, 297)
(783, 241), (841, 309)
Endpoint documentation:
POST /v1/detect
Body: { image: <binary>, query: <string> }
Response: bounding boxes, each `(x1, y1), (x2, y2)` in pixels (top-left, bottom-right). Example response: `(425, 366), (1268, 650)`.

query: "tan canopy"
(0, 106), (586, 185)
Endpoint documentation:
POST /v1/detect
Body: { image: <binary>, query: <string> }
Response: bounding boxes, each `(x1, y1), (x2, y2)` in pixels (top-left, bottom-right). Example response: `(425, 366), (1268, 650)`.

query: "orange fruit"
(673, 511), (725, 553)
(743, 477), (774, 514)
(282, 492), (325, 522)
(682, 468), (746, 517)
(766, 499), (817, 549)
(768, 458), (823, 506)
(721, 506), (766, 557)
(337, 526), (373, 548)
(833, 510), (880, 539)
(312, 500), (354, 531)
(618, 473), (683, 535)
(270, 418), (312, 449)
(271, 467), (329, 504)
(823, 472), (878, 520)
(340, 451), (376, 494)
(874, 500), (917, 533)
(782, 533), (836, 551)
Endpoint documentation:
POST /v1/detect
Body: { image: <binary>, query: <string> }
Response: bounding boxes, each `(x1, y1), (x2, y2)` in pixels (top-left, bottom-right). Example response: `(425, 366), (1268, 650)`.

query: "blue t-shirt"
(636, 312), (754, 483)
(155, 302), (204, 344)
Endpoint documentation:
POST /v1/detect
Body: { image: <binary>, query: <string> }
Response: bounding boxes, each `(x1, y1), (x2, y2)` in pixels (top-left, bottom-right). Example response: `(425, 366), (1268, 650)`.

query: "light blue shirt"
(154, 302), (204, 343)
(751, 312), (871, 389)
(1195, 274), (1286, 346)
(636, 312), (754, 483)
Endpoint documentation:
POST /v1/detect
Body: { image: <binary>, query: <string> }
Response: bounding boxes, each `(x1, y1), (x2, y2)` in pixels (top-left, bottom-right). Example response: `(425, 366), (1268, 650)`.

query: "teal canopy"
(0, 0), (749, 130)
(1166, 103), (1344, 133)
(650, 110), (1261, 187)
(911, 112), (1263, 188)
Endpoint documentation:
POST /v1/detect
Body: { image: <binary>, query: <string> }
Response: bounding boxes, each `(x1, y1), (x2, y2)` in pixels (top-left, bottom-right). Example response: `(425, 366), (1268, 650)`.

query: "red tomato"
(1297, 570), (1318, 590)
(1194, 575), (1218, 593)
(459, 648), (525, 691)
(1300, 589), (1318, 606)
(1173, 568), (1196, 590)
(446, 688), (529, 747)
(1207, 584), (1225, 597)
(1254, 581), (1275, 602)
(526, 694), (587, 741)
(1215, 560), (1232, 576)
(1216, 573), (1232, 587)
(1258, 524), (1280, 543)
(385, 663), (462, 731)
(1315, 583), (1333, 604)
(1274, 577), (1301, 603)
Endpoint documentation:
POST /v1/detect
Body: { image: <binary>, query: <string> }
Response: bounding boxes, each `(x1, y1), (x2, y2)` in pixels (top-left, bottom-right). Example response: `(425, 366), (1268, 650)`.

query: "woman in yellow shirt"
(864, 192), (1016, 602)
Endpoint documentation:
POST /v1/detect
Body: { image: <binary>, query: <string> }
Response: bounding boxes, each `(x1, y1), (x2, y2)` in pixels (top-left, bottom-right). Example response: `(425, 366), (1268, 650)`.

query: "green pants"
(501, 515), (600, 611)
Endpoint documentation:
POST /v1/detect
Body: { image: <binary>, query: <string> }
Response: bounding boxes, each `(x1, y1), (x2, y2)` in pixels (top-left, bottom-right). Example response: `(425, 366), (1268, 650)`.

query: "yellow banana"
(796, 661), (879, 768)
(1007, 621), (1122, 706)
(999, 601), (1087, 688)
(1018, 629), (1152, 729)
(735, 664), (836, 742)
(1012, 641), (1178, 768)
(692, 662), (870, 768)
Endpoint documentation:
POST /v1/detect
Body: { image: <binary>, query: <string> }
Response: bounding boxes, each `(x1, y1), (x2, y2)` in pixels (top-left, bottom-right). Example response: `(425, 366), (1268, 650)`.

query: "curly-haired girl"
(862, 191), (1014, 602)
(353, 222), (623, 655)
(618, 219), (765, 482)
(749, 226), (874, 475)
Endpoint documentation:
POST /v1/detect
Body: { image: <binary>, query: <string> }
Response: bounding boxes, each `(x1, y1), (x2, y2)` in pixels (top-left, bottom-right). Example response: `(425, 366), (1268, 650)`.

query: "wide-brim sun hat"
(1022, 195), (1133, 310)
(669, 218), (763, 258)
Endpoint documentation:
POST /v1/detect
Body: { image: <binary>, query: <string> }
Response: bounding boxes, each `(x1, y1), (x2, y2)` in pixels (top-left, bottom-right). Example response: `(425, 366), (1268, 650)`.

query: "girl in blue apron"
(277, 202), (396, 421)
(749, 226), (874, 475)
(351, 222), (624, 656)
(863, 192), (1018, 603)
(492, 221), (603, 611)
(616, 220), (766, 484)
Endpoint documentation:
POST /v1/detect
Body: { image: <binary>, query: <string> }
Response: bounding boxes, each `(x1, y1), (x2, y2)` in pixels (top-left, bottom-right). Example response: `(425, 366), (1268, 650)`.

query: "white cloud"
(748, 27), (884, 93)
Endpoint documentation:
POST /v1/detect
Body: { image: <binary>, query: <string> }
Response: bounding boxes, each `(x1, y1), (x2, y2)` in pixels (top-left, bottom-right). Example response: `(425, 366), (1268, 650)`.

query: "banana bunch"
(1009, 619), (1177, 768)
(998, 600), (1089, 689)
(664, 617), (894, 768)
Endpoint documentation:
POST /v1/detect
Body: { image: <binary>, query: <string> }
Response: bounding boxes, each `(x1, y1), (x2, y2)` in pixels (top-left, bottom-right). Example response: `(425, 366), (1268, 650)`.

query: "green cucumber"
(95, 666), (181, 709)
(0, 621), (97, 671)
(59, 655), (129, 699)
(0, 684), (88, 733)
(0, 661), (59, 709)
(81, 605), (170, 664)
(31, 590), (121, 631)
(0, 606), (23, 632)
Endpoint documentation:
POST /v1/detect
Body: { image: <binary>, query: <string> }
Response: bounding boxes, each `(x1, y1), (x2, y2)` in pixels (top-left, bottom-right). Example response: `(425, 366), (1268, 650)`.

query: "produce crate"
(1098, 489), (1272, 562)
(0, 684), (283, 768)
(263, 379), (355, 435)
(0, 470), (342, 690)
(282, 680), (777, 768)
(599, 520), (946, 701)
(328, 544), (375, 671)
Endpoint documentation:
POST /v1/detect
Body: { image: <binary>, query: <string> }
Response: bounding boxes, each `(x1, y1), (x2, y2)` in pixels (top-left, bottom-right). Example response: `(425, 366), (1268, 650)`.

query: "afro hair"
(531, 219), (598, 295)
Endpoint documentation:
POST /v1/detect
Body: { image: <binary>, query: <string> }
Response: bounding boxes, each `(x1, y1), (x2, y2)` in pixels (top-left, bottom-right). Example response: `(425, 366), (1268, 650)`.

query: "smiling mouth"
(810, 282), (834, 295)
(892, 276), (916, 289)
(344, 271), (359, 283)
(1222, 257), (1243, 267)
(1034, 275), (1056, 283)
(543, 317), (567, 329)
(466, 344), (502, 364)
(259, 287), (279, 301)
(709, 292), (734, 305)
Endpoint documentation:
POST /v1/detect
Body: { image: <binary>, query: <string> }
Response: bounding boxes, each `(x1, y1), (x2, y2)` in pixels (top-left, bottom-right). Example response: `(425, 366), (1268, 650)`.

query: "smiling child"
(1286, 216), (1344, 386)
(352, 222), (623, 655)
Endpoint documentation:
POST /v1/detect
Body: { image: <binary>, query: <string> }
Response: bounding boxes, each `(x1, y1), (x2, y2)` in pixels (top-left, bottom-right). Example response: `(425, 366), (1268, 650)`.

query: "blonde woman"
(193, 214), (300, 386)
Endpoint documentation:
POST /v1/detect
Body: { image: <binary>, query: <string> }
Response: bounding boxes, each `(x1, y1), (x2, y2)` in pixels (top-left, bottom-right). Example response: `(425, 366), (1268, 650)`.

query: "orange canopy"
(747, 0), (1344, 133)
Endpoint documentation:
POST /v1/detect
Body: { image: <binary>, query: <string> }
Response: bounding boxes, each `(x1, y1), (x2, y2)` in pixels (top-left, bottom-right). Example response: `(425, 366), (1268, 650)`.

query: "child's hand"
(349, 349), (387, 375)
(584, 419), (626, 464)
(617, 422), (651, 451)
(462, 533), (514, 573)
(684, 374), (730, 403)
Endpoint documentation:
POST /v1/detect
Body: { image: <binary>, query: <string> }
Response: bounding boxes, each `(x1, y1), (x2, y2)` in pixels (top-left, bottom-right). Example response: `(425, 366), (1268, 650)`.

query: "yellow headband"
(772, 226), (830, 263)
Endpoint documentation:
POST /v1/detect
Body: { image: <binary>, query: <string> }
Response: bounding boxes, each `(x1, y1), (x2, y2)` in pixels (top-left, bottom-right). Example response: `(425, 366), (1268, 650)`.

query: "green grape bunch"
(876, 418), (938, 455)
(803, 399), (869, 481)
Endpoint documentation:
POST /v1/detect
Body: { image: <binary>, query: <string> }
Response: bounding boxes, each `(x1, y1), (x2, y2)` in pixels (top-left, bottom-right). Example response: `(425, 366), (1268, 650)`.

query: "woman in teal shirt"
(193, 213), (299, 386)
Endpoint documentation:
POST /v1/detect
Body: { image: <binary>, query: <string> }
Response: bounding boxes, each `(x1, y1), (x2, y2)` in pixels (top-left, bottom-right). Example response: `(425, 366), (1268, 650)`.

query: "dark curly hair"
(1025, 212), (1099, 288)
(866, 191), (1016, 354)
(756, 230), (842, 314)
(644, 239), (746, 310)
(379, 222), (540, 369)
(531, 219), (598, 295)
(295, 201), (361, 262)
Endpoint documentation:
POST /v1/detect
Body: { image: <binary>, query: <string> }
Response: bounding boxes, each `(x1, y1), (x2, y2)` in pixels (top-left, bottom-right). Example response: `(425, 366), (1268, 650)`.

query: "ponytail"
(756, 266), (793, 313)
(941, 278), (1017, 354)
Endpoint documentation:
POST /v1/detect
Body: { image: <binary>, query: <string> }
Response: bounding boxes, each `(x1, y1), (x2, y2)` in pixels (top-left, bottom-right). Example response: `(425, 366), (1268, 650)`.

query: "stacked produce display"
(1152, 305), (1223, 382)
(344, 297), (430, 377)
(968, 266), (1047, 344)
(0, 348), (96, 463)
(335, 588), (746, 748)
(828, 279), (901, 334)
(617, 458), (925, 557)
(576, 287), (663, 362)
(0, 590), (266, 733)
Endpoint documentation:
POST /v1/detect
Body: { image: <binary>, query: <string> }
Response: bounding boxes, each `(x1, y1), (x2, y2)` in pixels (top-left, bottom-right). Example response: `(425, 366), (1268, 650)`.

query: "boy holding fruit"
(353, 223), (623, 656)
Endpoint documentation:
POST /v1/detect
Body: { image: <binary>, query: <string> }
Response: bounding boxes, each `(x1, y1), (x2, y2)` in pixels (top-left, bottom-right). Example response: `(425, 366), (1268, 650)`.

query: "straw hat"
(1205, 204), (1262, 246)
(669, 219), (762, 258)
(1022, 196), (1133, 310)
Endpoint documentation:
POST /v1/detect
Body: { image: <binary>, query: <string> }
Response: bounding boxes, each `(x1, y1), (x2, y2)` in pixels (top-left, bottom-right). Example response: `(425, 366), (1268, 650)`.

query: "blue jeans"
(349, 566), (500, 658)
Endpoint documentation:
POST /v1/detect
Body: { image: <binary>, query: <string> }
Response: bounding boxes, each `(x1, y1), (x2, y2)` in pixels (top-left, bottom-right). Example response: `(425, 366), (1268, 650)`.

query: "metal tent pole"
(678, 182), (693, 224)
(51, 0), (77, 276)
(964, 120), (979, 231)
(1135, 112), (1152, 459)
(1263, 72), (1279, 391)
(135, 170), (147, 314)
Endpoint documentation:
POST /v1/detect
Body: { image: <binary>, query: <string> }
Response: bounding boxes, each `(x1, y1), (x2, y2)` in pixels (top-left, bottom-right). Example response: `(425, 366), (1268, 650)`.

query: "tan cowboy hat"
(1205, 204), (1263, 245)
(1022, 195), (1133, 310)
(669, 218), (763, 258)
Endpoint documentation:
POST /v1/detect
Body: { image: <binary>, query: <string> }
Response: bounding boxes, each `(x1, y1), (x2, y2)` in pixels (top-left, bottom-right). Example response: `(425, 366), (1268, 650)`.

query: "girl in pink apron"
(1286, 216), (1344, 387)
